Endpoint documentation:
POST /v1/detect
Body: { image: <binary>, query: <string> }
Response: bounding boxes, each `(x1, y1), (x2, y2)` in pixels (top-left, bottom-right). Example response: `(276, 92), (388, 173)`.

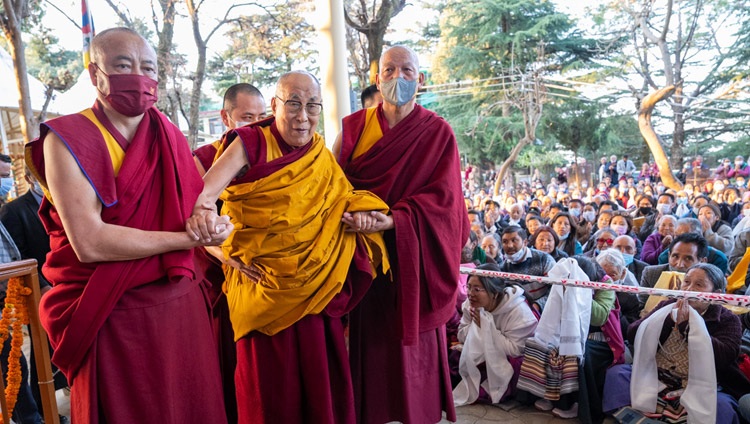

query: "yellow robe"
(220, 130), (389, 339)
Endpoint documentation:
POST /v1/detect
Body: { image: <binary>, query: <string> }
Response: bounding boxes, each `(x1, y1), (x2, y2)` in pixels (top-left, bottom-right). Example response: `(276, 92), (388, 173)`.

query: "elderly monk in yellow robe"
(187, 70), (389, 424)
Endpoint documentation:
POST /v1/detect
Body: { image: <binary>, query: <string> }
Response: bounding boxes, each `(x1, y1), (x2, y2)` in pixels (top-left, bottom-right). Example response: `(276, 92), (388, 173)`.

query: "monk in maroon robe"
(192, 83), (266, 424)
(188, 71), (389, 424)
(25, 28), (230, 424)
(335, 45), (469, 423)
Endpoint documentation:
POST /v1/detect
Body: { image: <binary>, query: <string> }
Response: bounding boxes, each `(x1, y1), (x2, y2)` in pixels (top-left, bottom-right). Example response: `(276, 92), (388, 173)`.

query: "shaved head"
(276, 71), (321, 97)
(90, 27), (153, 65)
(380, 45), (420, 70)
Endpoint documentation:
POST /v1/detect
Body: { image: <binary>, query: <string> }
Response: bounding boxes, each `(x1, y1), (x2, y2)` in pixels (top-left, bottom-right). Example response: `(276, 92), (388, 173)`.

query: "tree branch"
(103, 0), (133, 27)
(43, 0), (82, 29)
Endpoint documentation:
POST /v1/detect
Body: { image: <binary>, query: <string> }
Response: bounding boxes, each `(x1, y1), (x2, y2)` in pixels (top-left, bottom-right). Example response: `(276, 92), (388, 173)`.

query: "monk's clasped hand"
(341, 211), (394, 233)
(187, 211), (233, 245)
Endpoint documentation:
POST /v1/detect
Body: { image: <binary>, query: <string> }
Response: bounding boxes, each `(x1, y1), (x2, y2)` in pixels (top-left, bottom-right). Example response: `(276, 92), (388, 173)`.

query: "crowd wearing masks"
(451, 154), (750, 423)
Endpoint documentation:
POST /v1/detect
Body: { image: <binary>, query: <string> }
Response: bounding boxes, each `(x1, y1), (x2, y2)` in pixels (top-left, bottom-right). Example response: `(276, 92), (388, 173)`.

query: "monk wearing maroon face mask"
(25, 27), (231, 424)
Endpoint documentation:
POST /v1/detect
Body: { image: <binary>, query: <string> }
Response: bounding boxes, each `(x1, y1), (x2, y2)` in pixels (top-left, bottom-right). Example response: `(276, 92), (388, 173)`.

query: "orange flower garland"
(0, 277), (31, 416)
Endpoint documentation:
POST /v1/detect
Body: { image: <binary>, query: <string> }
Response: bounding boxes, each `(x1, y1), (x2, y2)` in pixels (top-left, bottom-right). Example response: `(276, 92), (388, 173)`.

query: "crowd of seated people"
(454, 159), (750, 423)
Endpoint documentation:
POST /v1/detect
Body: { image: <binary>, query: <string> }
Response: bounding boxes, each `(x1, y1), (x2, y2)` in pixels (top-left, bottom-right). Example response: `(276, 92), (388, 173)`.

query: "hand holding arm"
(342, 211), (394, 233)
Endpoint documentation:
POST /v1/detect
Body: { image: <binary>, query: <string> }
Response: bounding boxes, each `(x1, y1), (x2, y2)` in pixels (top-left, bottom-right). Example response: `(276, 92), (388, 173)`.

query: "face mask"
(657, 204), (672, 214)
(380, 77), (418, 107)
(612, 224), (628, 235)
(639, 206), (653, 215)
(676, 197), (688, 205)
(744, 209), (750, 217)
(96, 64), (158, 117)
(656, 186), (665, 194)
(558, 232), (569, 240)
(582, 211), (596, 222)
(504, 247), (527, 264)
(0, 177), (12, 197)
(714, 184), (724, 191)
(569, 208), (581, 218)
(30, 181), (43, 197)
(621, 253), (634, 266)
(736, 161), (744, 166)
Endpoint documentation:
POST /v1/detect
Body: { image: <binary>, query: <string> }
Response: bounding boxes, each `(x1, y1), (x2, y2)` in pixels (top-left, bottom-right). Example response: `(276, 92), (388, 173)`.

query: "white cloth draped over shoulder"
(532, 258), (592, 358)
(453, 287), (537, 406)
(630, 304), (716, 424)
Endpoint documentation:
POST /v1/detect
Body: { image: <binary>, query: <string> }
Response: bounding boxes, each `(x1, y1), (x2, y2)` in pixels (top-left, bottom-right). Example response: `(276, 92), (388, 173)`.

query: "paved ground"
(444, 402), (592, 424)
(446, 400), (619, 423)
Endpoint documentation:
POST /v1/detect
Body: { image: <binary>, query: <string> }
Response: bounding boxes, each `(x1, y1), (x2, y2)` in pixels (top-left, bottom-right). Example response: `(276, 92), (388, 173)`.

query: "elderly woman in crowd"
(602, 263), (743, 423)
(452, 263), (539, 406)
(550, 212), (583, 257)
(641, 214), (677, 265)
(531, 226), (568, 262)
(583, 228), (618, 258)
(596, 249), (640, 346)
(697, 203), (733, 252)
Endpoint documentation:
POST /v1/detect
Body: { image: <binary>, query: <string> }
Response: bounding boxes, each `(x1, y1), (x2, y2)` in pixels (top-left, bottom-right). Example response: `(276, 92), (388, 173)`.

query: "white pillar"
(0, 111), (8, 155)
(317, 0), (350, 147)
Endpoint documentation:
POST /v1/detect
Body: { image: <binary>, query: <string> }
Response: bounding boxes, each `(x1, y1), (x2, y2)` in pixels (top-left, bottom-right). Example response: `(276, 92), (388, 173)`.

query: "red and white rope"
(460, 267), (750, 308)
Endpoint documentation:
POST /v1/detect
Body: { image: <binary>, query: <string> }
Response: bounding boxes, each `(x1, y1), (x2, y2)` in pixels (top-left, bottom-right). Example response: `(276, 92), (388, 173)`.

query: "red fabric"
(235, 312), (355, 424)
(340, 103), (469, 344)
(193, 142), (219, 173)
(28, 107), (203, 382)
(341, 104), (468, 423)
(71, 280), (225, 424)
(229, 118), (312, 184)
(601, 298), (625, 366)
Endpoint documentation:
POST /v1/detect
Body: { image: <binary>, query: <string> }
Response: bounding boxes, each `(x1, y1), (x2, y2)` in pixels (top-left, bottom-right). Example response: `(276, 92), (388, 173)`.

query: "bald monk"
(193, 82), (267, 424)
(334, 45), (469, 423)
(194, 83), (267, 176)
(187, 70), (389, 424)
(25, 27), (230, 424)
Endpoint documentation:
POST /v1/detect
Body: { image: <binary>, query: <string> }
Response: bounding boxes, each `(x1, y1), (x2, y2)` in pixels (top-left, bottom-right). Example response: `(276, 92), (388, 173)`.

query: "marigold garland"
(0, 277), (31, 416)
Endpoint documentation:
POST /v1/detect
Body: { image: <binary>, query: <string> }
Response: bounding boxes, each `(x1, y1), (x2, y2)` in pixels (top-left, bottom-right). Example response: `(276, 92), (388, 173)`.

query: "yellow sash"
(728, 247), (750, 294)
(220, 133), (390, 338)
(79, 108), (126, 175)
(351, 107), (384, 160)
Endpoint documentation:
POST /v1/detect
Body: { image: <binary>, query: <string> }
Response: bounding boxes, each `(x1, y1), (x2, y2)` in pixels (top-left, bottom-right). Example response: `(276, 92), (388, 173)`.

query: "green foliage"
(26, 29), (82, 92)
(540, 99), (642, 158)
(208, 0), (316, 95)
(590, 0), (750, 163)
(432, 0), (602, 165)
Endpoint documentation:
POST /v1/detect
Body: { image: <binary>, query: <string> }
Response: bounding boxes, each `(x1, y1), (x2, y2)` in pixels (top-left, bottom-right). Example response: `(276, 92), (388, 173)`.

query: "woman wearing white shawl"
(453, 263), (538, 406)
(528, 256), (622, 422)
(602, 263), (742, 423)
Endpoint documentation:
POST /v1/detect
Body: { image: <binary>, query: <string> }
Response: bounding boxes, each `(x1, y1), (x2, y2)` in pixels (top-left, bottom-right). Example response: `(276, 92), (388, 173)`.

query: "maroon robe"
(339, 104), (469, 423)
(26, 103), (226, 424)
(223, 119), (372, 424)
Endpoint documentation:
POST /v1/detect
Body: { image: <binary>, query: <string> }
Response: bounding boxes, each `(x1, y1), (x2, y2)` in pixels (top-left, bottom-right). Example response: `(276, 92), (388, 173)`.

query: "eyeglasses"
(275, 96), (323, 116)
(465, 285), (487, 294)
(597, 238), (614, 245)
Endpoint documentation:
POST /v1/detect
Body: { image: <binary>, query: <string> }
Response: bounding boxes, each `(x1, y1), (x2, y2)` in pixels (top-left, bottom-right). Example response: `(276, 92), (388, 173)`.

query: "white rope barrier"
(461, 267), (750, 308)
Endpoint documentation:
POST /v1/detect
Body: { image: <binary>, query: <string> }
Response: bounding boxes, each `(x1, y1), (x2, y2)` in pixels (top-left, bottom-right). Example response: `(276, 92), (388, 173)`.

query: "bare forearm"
(72, 222), (200, 263)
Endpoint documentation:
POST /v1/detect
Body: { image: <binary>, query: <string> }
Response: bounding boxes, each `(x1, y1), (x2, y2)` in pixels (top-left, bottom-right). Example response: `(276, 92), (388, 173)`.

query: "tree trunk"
(344, 0), (406, 85)
(639, 85), (683, 191)
(494, 137), (531, 196)
(2, 0), (36, 144)
(156, 0), (178, 122)
(670, 86), (685, 167)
